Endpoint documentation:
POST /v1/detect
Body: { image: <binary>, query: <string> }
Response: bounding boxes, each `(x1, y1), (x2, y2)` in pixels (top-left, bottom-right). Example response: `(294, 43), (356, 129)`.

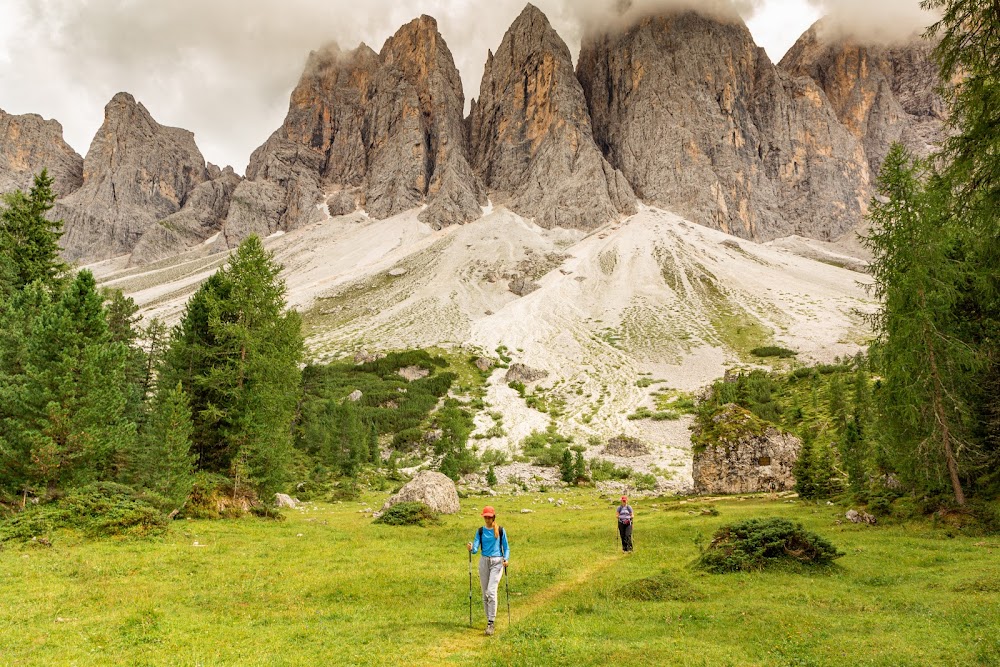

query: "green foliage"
(560, 448), (575, 483)
(865, 145), (978, 505)
(0, 170), (67, 295)
(486, 465), (497, 487)
(698, 517), (844, 573)
(373, 502), (439, 526)
(751, 346), (798, 359)
(122, 383), (196, 511)
(522, 426), (573, 467)
(589, 459), (631, 482)
(0, 483), (167, 541)
(0, 271), (137, 494)
(161, 236), (303, 497)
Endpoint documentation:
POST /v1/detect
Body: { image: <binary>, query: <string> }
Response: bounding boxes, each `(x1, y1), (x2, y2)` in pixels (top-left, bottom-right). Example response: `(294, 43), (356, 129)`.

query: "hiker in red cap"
(617, 496), (634, 553)
(467, 506), (510, 635)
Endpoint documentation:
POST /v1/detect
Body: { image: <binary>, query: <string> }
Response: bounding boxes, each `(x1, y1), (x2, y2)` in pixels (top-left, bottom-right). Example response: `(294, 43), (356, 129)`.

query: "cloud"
(0, 0), (803, 171)
(806, 0), (939, 45)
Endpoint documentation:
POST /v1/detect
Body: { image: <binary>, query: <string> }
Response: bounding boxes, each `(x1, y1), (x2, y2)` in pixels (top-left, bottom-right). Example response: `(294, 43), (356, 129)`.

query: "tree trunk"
(924, 319), (966, 506)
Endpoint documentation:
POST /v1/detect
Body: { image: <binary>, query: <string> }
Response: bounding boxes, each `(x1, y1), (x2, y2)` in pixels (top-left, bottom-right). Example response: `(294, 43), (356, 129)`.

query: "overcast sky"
(0, 0), (933, 172)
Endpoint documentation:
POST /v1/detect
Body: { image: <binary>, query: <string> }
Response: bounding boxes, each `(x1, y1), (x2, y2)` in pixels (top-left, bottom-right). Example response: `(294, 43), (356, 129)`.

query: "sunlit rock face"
(578, 10), (871, 241)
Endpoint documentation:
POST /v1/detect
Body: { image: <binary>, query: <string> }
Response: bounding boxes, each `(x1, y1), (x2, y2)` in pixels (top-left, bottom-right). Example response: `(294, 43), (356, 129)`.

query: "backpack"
(478, 526), (506, 555)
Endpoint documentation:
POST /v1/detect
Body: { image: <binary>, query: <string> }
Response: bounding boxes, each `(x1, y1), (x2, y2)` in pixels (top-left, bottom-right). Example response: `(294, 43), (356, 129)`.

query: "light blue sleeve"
(471, 528), (481, 555)
(501, 529), (510, 561)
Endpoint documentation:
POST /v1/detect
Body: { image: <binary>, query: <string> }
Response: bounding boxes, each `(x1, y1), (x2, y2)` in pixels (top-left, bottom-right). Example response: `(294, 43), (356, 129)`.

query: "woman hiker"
(466, 506), (509, 636)
(617, 495), (634, 553)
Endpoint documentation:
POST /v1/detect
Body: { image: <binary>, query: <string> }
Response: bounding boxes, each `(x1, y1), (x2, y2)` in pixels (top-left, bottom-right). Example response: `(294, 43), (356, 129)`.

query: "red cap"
(481, 506), (496, 517)
(621, 496), (628, 502)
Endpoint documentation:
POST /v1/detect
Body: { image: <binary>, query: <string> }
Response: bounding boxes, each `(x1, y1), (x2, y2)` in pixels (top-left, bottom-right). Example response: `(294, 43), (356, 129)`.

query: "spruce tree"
(560, 448), (575, 483)
(161, 236), (303, 496)
(0, 271), (136, 493)
(574, 450), (588, 483)
(793, 431), (816, 499)
(125, 382), (196, 510)
(0, 170), (67, 292)
(864, 145), (976, 505)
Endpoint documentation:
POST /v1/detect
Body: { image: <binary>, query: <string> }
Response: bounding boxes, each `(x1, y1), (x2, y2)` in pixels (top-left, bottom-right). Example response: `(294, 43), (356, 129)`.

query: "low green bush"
(373, 502), (440, 527)
(751, 346), (798, 359)
(0, 483), (168, 541)
(698, 517), (843, 573)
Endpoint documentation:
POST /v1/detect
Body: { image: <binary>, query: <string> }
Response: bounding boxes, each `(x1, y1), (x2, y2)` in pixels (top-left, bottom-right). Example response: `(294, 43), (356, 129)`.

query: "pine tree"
(125, 382), (196, 510)
(560, 448), (574, 484)
(0, 170), (67, 293)
(161, 236), (303, 496)
(486, 465), (497, 487)
(864, 145), (976, 505)
(828, 374), (848, 432)
(0, 271), (136, 493)
(574, 450), (588, 483)
(793, 431), (816, 499)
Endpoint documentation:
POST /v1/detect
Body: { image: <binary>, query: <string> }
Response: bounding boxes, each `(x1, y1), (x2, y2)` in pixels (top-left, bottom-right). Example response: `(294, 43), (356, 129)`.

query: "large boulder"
(504, 363), (549, 384)
(377, 471), (460, 516)
(691, 404), (800, 494)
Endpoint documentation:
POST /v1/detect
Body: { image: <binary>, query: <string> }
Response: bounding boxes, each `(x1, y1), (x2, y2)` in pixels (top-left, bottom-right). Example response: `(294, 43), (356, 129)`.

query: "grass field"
(2, 492), (999, 666)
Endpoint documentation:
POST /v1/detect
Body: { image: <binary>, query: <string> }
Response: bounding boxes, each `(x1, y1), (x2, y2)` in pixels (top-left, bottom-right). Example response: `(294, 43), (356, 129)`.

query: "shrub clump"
(614, 571), (705, 602)
(751, 346), (798, 359)
(698, 517), (844, 573)
(374, 502), (440, 527)
(0, 483), (168, 541)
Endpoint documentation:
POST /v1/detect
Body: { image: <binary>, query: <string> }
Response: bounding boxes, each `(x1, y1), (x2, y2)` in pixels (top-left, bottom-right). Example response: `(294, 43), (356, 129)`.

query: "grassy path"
(415, 553), (621, 666)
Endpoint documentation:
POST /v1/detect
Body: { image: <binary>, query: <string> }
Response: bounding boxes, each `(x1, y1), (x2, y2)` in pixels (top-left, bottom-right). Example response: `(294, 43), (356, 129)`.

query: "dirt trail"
(413, 553), (621, 666)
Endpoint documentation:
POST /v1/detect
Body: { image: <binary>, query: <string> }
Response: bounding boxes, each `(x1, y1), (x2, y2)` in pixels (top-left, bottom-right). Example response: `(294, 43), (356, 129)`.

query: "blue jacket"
(472, 526), (510, 560)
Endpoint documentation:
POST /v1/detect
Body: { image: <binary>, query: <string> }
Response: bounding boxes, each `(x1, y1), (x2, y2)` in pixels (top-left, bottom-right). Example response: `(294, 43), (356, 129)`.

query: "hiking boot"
(485, 622), (495, 636)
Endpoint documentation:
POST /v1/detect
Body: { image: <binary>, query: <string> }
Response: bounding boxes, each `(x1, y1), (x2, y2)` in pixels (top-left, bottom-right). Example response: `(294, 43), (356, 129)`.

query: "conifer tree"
(560, 448), (575, 483)
(793, 431), (816, 499)
(0, 170), (67, 293)
(865, 145), (975, 505)
(0, 271), (135, 493)
(161, 236), (303, 496)
(574, 450), (588, 483)
(125, 382), (196, 510)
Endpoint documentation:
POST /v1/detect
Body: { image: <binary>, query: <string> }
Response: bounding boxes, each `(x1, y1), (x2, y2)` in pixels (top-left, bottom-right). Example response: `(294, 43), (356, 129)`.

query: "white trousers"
(478, 556), (504, 623)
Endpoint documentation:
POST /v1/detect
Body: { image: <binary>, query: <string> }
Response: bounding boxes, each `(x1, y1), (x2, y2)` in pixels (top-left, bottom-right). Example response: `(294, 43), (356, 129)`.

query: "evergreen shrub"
(698, 517), (844, 572)
(373, 502), (440, 526)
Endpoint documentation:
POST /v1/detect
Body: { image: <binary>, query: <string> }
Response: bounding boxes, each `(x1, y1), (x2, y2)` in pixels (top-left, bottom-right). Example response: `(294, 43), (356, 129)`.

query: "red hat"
(621, 496), (628, 502)
(481, 506), (496, 517)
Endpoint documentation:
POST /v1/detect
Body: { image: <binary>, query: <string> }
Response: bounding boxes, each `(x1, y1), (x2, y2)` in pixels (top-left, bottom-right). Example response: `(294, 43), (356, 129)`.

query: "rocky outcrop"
(470, 4), (635, 230)
(691, 404), (800, 494)
(578, 10), (870, 241)
(222, 16), (485, 247)
(780, 23), (947, 176)
(376, 470), (460, 516)
(0, 110), (83, 197)
(504, 363), (548, 384)
(55, 93), (230, 262)
(129, 166), (241, 265)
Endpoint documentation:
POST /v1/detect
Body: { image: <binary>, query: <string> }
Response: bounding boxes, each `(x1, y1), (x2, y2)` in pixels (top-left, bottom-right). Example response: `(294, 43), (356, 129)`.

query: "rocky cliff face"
(56, 93), (236, 262)
(222, 16), (485, 247)
(780, 23), (946, 176)
(0, 110), (83, 197)
(470, 4), (635, 230)
(578, 11), (871, 241)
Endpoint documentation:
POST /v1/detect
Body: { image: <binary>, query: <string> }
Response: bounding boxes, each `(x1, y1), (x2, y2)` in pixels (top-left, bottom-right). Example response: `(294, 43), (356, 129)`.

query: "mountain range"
(0, 4), (945, 266)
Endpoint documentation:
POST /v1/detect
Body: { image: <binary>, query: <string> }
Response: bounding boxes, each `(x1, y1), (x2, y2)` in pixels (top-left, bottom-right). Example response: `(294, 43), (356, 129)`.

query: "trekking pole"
(468, 551), (473, 628)
(504, 563), (511, 627)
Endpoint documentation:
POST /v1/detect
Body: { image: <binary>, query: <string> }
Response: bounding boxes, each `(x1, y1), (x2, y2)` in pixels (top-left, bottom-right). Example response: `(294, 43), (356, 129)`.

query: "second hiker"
(617, 495), (634, 553)
(466, 506), (510, 636)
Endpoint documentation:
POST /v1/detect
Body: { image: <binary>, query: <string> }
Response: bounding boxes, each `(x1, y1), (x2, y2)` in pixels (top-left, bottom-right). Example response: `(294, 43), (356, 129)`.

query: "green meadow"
(2, 492), (998, 666)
